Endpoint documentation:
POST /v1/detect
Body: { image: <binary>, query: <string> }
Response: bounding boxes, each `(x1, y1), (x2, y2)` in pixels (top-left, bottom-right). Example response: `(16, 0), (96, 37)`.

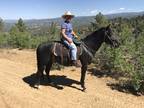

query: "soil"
(0, 49), (143, 108)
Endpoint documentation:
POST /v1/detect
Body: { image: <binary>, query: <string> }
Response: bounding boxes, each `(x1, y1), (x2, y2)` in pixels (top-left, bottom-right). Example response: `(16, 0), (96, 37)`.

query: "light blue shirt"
(61, 21), (73, 39)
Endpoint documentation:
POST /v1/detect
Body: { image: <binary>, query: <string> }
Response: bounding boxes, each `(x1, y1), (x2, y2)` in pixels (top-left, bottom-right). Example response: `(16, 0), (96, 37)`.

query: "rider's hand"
(75, 35), (80, 40)
(67, 38), (73, 44)
(75, 35), (78, 38)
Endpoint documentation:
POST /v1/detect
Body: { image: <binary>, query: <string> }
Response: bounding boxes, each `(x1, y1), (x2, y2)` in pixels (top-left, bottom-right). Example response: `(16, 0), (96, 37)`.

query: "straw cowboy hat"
(62, 11), (75, 19)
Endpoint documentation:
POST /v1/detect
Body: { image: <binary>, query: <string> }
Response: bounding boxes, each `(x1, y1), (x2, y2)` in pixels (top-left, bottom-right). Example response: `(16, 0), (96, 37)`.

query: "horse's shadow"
(23, 73), (82, 91)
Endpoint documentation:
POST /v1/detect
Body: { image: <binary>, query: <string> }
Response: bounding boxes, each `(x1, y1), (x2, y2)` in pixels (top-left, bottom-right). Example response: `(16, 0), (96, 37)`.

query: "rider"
(61, 11), (80, 67)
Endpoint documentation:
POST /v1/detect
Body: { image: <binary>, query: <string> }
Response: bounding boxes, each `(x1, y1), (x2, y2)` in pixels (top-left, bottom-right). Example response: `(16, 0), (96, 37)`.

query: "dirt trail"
(0, 49), (143, 108)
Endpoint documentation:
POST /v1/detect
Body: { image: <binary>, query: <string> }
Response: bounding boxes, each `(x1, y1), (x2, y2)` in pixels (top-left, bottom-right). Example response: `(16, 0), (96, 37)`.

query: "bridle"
(104, 30), (117, 47)
(80, 28), (118, 58)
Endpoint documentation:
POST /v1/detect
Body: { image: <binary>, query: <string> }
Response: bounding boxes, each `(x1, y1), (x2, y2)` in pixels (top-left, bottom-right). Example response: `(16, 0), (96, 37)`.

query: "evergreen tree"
(9, 18), (31, 48)
(0, 18), (4, 32)
(48, 22), (60, 41)
(15, 18), (27, 32)
(91, 12), (108, 30)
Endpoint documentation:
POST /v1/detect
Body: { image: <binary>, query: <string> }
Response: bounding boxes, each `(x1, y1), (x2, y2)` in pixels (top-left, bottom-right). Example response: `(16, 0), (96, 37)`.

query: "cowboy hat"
(62, 11), (75, 19)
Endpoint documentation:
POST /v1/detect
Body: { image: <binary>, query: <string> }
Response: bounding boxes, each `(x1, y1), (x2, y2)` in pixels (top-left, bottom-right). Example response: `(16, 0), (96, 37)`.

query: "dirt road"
(0, 49), (143, 108)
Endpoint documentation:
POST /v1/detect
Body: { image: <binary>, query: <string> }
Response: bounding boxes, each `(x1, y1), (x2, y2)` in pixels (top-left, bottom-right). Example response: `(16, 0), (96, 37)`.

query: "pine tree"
(91, 12), (108, 30)
(0, 18), (4, 32)
(15, 18), (27, 32)
(9, 18), (31, 48)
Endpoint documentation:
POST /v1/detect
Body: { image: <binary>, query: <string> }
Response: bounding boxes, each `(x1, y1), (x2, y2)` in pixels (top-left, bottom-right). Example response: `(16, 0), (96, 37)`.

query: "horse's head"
(103, 25), (120, 48)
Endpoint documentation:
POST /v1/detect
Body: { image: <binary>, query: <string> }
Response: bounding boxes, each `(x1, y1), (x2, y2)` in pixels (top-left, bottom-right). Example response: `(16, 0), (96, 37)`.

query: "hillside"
(4, 11), (144, 31)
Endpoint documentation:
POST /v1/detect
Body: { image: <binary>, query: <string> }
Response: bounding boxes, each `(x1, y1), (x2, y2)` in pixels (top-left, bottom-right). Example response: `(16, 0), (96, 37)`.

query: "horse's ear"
(106, 24), (111, 30)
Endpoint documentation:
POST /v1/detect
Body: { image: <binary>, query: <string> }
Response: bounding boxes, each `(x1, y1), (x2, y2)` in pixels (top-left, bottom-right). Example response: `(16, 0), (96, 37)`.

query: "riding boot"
(71, 60), (81, 67)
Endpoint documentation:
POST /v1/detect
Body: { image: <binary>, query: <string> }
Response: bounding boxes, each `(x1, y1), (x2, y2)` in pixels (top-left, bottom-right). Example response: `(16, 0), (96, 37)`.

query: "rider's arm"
(61, 29), (72, 43)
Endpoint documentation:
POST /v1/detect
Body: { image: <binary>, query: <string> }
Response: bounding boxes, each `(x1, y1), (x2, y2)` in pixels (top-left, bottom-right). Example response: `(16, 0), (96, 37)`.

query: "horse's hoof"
(37, 85), (41, 89)
(34, 84), (40, 89)
(81, 83), (86, 92)
(82, 87), (86, 92)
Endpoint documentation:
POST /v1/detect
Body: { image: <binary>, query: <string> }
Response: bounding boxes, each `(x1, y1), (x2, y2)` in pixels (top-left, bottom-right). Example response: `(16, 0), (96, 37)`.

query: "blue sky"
(0, 0), (144, 19)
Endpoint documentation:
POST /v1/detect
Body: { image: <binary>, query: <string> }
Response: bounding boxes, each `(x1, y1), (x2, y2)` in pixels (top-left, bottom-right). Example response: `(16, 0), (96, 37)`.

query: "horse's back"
(36, 41), (82, 66)
(37, 42), (53, 52)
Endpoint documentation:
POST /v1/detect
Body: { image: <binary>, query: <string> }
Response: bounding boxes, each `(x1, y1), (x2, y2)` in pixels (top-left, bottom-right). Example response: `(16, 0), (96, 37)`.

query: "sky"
(0, 0), (144, 19)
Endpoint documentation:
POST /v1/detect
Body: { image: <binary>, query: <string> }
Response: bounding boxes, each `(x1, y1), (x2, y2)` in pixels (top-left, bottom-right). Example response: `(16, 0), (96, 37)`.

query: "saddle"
(52, 42), (82, 65)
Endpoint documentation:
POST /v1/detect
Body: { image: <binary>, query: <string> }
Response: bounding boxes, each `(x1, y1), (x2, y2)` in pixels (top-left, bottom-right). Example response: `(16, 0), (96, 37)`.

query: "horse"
(34, 25), (120, 91)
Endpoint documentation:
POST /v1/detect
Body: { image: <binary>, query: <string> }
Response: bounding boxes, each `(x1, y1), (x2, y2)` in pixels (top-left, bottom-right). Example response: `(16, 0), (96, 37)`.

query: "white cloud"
(119, 8), (125, 10)
(104, 8), (127, 14)
(88, 7), (141, 15)
(89, 8), (126, 15)
(90, 9), (98, 14)
(106, 10), (117, 14)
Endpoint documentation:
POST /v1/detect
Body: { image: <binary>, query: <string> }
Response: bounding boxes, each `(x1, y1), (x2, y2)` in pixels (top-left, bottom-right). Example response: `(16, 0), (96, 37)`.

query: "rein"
(104, 31), (116, 47)
(81, 29), (114, 58)
(81, 42), (94, 58)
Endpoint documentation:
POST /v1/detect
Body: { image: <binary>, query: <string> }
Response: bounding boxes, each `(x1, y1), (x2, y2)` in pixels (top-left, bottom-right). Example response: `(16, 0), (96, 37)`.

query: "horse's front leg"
(80, 64), (87, 91)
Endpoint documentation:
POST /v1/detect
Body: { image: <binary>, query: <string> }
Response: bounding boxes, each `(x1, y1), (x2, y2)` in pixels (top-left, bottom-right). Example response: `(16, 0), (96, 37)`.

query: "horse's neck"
(83, 31), (104, 55)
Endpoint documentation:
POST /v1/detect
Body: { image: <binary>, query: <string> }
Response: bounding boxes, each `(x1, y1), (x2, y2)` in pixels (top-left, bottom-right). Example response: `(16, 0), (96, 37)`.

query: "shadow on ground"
(23, 73), (82, 91)
(106, 83), (142, 96)
(88, 68), (124, 80)
(88, 67), (142, 96)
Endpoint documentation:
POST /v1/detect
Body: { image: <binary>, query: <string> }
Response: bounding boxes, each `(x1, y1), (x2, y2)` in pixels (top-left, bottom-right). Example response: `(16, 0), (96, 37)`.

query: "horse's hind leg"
(34, 65), (45, 89)
(45, 61), (52, 83)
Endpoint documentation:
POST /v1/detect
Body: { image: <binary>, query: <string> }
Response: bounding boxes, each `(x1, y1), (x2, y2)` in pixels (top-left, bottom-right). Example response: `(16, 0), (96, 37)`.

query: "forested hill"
(4, 11), (144, 31)
(106, 11), (144, 19)
(4, 16), (95, 31)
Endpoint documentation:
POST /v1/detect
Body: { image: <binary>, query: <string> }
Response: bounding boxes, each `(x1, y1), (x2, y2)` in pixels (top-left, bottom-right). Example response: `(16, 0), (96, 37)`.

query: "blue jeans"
(62, 40), (77, 60)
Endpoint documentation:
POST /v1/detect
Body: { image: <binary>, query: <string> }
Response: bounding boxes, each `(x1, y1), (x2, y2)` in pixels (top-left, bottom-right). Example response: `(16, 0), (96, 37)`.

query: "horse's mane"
(83, 27), (105, 41)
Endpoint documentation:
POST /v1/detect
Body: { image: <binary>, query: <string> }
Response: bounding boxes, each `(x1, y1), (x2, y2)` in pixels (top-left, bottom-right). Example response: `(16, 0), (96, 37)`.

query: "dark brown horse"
(34, 25), (120, 91)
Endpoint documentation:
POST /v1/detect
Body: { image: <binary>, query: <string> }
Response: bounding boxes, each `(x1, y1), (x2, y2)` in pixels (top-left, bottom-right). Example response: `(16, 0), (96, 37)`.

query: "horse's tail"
(36, 42), (54, 72)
